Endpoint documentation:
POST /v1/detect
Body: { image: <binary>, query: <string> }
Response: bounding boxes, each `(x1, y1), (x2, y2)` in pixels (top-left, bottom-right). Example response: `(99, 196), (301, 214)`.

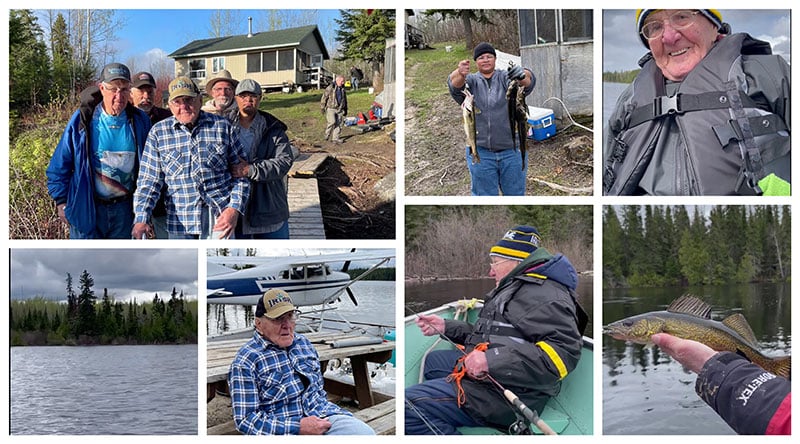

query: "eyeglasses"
(489, 258), (513, 268)
(169, 97), (197, 107)
(265, 311), (299, 324)
(641, 10), (701, 40)
(103, 83), (131, 96)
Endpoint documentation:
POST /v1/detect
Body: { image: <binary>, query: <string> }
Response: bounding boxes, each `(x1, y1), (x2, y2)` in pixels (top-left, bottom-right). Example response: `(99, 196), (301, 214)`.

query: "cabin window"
(212, 57), (226, 73)
(247, 53), (261, 73)
(519, 9), (593, 46)
(188, 59), (206, 80)
(562, 10), (592, 42)
(311, 54), (323, 67)
(262, 50), (277, 72)
(278, 49), (294, 70)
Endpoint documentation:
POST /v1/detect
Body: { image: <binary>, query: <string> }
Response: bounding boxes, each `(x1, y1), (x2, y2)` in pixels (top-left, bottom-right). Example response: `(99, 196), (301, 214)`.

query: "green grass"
(405, 41), (468, 120)
(260, 88), (380, 142)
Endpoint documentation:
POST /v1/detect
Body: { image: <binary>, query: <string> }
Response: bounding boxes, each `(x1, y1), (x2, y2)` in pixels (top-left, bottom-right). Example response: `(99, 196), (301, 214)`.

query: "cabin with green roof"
(169, 22), (331, 91)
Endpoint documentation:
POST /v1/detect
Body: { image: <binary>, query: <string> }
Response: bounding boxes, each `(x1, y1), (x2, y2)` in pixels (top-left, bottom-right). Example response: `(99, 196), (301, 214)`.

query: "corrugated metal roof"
(169, 24), (328, 59)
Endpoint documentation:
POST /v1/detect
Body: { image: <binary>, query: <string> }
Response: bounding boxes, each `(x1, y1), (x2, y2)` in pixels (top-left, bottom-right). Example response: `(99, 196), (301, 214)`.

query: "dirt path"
(404, 60), (594, 196)
(295, 124), (396, 239)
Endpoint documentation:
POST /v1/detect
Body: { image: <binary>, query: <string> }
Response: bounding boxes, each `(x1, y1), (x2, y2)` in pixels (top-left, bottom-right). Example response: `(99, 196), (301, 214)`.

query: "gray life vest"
(604, 33), (790, 195)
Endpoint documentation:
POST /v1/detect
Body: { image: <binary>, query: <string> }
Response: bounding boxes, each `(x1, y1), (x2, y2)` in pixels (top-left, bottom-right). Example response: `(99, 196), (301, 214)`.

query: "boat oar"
(408, 307), (557, 435)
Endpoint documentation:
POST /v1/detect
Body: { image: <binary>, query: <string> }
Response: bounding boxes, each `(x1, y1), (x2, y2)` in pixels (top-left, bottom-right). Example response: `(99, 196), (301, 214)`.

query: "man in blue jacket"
(46, 62), (151, 239)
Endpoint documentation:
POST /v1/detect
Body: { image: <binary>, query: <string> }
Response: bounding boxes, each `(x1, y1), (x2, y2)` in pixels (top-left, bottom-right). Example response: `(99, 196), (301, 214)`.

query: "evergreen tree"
(602, 206), (625, 286)
(49, 13), (74, 101)
(9, 9), (51, 109)
(77, 270), (96, 336)
(334, 9), (395, 88)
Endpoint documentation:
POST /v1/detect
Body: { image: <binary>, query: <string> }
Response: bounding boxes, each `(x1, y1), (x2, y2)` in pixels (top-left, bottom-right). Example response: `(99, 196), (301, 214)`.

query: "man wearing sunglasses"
(228, 290), (375, 435)
(604, 10), (790, 196)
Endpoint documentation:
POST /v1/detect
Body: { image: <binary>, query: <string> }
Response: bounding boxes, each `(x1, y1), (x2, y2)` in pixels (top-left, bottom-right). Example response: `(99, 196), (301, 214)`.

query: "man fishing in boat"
(405, 225), (588, 435)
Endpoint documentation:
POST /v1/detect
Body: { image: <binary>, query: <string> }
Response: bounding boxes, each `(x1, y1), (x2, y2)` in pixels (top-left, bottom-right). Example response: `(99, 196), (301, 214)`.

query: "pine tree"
(77, 270), (96, 337)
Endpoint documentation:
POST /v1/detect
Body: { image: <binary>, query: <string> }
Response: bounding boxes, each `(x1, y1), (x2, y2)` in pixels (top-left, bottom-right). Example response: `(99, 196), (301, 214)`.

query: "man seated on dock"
(228, 289), (375, 435)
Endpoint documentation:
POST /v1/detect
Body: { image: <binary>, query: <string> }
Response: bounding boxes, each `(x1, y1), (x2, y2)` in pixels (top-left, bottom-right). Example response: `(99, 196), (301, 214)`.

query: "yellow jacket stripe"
(536, 341), (568, 379)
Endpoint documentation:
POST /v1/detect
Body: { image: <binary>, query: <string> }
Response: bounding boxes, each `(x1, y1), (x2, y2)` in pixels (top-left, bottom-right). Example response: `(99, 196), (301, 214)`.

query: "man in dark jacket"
(320, 75), (348, 144)
(226, 79), (295, 238)
(652, 333), (790, 435)
(46, 62), (151, 239)
(405, 225), (588, 434)
(603, 10), (790, 196)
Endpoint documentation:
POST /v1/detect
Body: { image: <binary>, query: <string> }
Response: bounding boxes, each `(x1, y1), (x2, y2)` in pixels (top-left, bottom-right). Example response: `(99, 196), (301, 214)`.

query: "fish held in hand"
(462, 84), (480, 164)
(603, 294), (791, 379)
(506, 69), (529, 170)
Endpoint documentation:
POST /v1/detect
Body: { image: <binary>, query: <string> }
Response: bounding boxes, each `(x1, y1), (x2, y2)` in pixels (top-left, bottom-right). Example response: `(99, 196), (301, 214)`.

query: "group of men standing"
(46, 64), (295, 239)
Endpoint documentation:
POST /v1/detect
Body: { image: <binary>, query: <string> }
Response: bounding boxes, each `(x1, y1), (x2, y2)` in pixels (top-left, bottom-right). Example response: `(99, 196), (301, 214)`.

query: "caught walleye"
(506, 63), (529, 170)
(462, 83), (480, 164)
(604, 294), (791, 379)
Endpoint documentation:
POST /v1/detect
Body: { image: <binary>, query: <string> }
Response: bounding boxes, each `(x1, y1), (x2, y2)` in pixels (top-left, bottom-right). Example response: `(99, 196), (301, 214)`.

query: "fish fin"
(768, 355), (791, 380)
(666, 294), (712, 319)
(722, 313), (760, 348)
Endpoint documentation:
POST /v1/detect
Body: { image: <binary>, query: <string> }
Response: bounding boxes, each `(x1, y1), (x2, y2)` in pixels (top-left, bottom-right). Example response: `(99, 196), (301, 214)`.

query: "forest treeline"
(604, 205), (790, 288)
(11, 270), (197, 346)
(406, 205), (592, 279)
(346, 268), (396, 280)
(602, 69), (641, 84)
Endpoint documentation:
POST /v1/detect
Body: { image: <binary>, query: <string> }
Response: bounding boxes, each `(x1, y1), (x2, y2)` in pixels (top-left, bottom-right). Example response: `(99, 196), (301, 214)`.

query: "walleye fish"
(604, 294), (791, 379)
(462, 84), (480, 164)
(506, 73), (529, 170)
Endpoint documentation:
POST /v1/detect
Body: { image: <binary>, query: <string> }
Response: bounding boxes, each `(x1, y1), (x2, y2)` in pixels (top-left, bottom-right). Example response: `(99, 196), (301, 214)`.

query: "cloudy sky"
(603, 10), (791, 72)
(10, 249), (198, 302)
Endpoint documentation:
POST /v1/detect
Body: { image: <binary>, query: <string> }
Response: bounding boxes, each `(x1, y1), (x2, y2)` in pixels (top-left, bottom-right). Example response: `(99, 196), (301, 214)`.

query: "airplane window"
(291, 267), (303, 279)
(281, 270), (289, 279)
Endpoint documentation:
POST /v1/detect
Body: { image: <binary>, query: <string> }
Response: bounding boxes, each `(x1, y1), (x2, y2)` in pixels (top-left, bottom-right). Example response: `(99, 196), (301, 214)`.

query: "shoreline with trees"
(11, 270), (197, 347)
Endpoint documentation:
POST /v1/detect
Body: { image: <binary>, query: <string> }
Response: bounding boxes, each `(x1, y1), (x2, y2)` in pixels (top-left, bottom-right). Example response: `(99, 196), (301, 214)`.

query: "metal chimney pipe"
(247, 17), (253, 38)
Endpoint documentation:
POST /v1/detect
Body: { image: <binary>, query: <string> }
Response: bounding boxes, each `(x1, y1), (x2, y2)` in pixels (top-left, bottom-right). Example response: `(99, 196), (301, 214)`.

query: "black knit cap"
(473, 42), (496, 60)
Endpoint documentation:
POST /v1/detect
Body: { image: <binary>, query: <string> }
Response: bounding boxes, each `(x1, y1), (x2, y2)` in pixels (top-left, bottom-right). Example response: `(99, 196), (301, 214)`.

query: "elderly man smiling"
(604, 10), (791, 196)
(228, 290), (375, 435)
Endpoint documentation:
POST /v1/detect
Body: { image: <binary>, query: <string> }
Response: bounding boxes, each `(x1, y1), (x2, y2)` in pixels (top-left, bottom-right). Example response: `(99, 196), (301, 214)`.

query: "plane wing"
(208, 249), (395, 267)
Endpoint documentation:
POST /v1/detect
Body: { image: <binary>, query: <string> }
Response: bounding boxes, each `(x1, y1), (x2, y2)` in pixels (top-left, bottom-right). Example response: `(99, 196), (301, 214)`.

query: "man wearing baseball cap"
(447, 42), (535, 196)
(604, 9), (790, 196)
(406, 225), (587, 434)
(132, 75), (249, 239)
(228, 289), (375, 435)
(225, 78), (295, 239)
(130, 71), (172, 239)
(46, 62), (152, 238)
(130, 71), (171, 125)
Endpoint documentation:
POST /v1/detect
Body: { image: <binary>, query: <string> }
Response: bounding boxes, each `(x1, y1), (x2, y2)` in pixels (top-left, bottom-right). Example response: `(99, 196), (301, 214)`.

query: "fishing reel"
(508, 418), (533, 435)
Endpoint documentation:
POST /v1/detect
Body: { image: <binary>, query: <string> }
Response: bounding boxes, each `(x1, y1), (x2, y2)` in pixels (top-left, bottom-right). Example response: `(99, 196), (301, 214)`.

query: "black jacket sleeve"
(696, 351), (791, 435)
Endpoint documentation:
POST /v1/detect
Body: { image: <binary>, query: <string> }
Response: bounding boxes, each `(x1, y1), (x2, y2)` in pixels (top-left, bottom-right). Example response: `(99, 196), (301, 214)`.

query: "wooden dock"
(287, 152), (330, 239)
(207, 330), (396, 435)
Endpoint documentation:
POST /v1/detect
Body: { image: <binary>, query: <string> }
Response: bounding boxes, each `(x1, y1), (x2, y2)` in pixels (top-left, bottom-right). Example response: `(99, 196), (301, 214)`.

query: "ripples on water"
(603, 284), (790, 434)
(11, 345), (197, 435)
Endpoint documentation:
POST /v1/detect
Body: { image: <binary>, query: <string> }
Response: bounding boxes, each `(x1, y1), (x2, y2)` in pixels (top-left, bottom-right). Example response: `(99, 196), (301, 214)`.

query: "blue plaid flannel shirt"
(133, 112), (249, 236)
(228, 331), (349, 435)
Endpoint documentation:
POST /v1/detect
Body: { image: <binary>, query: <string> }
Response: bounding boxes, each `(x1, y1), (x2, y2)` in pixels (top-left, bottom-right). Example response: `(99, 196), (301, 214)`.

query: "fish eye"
(622, 320), (633, 327)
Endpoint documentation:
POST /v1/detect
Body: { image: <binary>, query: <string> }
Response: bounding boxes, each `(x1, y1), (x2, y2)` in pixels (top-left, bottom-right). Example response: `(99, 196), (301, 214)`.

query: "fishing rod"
(405, 305), (557, 436)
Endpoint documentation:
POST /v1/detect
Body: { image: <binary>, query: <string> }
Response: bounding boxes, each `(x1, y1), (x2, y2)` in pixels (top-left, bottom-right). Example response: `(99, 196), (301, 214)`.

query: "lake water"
(10, 344), (197, 435)
(602, 283), (791, 435)
(207, 280), (396, 336)
(603, 82), (629, 122)
(405, 276), (594, 338)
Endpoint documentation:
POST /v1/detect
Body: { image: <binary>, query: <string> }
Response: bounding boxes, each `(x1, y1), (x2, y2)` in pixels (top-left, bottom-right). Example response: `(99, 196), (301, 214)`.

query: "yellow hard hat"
(636, 9), (724, 48)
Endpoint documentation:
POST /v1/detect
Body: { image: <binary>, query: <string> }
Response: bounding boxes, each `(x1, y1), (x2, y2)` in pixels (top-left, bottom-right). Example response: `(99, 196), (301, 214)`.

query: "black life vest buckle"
(654, 94), (681, 117)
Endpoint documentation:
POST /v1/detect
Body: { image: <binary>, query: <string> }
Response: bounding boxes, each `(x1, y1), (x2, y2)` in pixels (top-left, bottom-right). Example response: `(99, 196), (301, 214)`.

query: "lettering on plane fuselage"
(255, 276), (278, 292)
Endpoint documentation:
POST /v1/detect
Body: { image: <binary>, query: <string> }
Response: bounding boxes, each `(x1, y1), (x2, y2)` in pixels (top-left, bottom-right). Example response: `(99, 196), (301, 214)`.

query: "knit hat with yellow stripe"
(490, 225), (541, 261)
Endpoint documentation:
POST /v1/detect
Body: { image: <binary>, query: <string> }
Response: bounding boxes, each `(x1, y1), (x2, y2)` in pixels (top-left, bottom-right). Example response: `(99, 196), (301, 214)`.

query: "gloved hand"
(508, 64), (525, 81)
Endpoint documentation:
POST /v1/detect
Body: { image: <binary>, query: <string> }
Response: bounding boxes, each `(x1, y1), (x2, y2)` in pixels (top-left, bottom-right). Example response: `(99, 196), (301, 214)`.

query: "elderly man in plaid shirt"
(228, 290), (375, 435)
(132, 76), (249, 239)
